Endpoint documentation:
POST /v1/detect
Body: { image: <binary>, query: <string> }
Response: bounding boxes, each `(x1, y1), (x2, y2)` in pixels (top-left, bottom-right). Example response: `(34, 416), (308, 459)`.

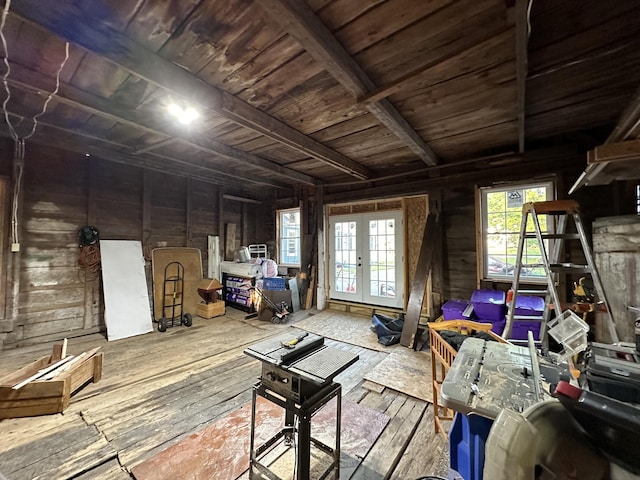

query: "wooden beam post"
(257, 0), (439, 167)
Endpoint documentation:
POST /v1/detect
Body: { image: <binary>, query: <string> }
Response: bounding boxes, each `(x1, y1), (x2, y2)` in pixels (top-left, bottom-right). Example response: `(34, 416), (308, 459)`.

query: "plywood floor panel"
(364, 349), (433, 403)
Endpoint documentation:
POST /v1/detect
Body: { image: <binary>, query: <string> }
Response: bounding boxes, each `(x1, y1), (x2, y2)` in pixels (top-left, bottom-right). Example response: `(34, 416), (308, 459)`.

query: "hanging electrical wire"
(527, 0), (533, 40)
(0, 0), (70, 248)
(0, 0), (17, 142)
(24, 41), (69, 140)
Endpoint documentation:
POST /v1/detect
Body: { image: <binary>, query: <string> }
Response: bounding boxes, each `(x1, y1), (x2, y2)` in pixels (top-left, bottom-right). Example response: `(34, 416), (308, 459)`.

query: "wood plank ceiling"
(1, 0), (639, 195)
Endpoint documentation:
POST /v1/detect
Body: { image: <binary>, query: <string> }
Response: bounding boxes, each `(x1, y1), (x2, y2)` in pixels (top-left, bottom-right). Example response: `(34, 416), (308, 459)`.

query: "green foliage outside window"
(484, 184), (552, 279)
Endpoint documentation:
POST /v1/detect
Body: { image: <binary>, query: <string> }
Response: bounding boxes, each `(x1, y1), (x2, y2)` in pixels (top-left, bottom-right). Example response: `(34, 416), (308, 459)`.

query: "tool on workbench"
(281, 332), (308, 349)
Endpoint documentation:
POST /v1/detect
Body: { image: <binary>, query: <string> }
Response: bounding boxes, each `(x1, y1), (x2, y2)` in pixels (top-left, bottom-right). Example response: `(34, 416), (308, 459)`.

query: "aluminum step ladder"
(502, 200), (619, 345)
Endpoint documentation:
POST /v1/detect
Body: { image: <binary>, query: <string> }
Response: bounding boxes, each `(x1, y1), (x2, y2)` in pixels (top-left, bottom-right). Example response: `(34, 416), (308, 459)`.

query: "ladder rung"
(523, 200), (580, 215)
(516, 290), (549, 295)
(523, 233), (580, 240)
(508, 338), (543, 346)
(549, 263), (590, 272)
(509, 314), (544, 321)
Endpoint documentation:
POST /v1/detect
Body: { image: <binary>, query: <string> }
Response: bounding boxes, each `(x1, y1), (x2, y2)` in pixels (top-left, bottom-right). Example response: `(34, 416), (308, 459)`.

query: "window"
(278, 208), (300, 266)
(480, 181), (554, 281)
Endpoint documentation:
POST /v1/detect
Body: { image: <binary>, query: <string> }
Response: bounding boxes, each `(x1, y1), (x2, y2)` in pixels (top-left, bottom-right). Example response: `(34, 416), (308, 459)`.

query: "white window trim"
(478, 180), (555, 283)
(277, 207), (301, 267)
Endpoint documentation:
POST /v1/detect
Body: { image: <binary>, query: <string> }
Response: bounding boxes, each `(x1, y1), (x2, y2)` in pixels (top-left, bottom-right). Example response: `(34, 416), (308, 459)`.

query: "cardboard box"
(196, 301), (225, 319)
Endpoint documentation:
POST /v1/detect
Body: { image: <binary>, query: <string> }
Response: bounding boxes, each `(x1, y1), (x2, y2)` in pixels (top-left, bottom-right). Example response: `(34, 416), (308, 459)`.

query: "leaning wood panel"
(404, 196), (428, 313)
(400, 213), (439, 348)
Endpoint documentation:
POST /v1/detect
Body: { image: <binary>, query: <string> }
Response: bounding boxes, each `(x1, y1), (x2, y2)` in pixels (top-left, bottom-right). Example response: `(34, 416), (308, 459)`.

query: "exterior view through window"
(481, 181), (554, 281)
(278, 208), (300, 266)
(329, 210), (404, 309)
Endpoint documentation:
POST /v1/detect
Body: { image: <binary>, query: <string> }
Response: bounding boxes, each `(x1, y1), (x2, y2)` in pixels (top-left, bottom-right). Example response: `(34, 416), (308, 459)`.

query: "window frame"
(478, 180), (555, 283)
(277, 207), (301, 267)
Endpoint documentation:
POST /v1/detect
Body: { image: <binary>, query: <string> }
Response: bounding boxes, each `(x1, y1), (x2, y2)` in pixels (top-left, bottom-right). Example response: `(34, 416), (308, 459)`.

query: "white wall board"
(100, 240), (153, 341)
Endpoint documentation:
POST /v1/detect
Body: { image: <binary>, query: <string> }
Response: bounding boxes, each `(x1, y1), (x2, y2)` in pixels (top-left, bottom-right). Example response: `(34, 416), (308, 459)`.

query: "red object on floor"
(131, 395), (389, 480)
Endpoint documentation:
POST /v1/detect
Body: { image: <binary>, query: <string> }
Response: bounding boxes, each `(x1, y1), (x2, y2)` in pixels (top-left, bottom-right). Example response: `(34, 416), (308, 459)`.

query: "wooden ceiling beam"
(133, 138), (179, 155)
(10, 0), (371, 180)
(258, 0), (439, 167)
(515, 0), (528, 153)
(5, 61), (316, 186)
(0, 110), (290, 189)
(324, 153), (585, 203)
(220, 93), (369, 178)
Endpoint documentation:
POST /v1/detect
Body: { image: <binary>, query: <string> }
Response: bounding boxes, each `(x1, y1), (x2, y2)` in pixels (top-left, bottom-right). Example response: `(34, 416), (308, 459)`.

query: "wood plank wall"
(1, 143), (274, 348)
(441, 185), (478, 300)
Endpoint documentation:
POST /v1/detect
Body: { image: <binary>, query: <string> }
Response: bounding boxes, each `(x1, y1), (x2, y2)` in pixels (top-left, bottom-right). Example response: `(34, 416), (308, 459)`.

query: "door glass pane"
(369, 218), (396, 299)
(334, 221), (357, 294)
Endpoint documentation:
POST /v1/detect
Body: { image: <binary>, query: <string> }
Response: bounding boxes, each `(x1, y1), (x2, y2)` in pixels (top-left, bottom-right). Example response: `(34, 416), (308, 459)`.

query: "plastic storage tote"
(471, 289), (506, 321)
(263, 277), (286, 290)
(442, 299), (474, 321)
(513, 295), (545, 316)
(449, 412), (494, 480)
(510, 320), (542, 340)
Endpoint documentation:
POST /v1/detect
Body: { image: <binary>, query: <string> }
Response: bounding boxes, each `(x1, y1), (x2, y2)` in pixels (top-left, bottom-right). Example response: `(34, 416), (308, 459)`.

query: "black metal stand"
(249, 382), (341, 480)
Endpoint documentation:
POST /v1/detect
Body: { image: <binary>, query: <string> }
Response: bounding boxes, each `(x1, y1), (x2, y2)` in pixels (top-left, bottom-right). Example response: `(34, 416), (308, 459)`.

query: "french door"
(329, 210), (404, 308)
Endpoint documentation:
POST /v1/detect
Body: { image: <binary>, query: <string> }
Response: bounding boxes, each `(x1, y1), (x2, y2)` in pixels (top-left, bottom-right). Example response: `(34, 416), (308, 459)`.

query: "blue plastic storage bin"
(442, 299), (474, 321)
(449, 412), (494, 480)
(263, 277), (286, 290)
(471, 289), (506, 321)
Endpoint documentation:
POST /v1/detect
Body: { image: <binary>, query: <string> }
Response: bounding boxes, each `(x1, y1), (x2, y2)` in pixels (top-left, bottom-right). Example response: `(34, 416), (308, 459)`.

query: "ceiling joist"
(0, 108), (291, 189)
(5, 61), (316, 186)
(221, 93), (371, 178)
(258, 0), (439, 167)
(11, 0), (370, 180)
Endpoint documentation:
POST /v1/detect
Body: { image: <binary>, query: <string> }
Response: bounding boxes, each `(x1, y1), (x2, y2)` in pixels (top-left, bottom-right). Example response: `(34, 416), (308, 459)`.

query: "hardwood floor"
(0, 308), (447, 480)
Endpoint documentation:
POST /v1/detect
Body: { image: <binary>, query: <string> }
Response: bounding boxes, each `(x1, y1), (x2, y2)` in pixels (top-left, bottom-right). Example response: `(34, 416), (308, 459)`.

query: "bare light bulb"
(168, 103), (199, 125)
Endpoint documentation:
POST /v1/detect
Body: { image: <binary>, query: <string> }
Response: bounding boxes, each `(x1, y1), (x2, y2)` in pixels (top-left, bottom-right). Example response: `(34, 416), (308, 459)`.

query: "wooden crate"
(196, 301), (225, 319)
(0, 347), (103, 419)
(429, 320), (506, 436)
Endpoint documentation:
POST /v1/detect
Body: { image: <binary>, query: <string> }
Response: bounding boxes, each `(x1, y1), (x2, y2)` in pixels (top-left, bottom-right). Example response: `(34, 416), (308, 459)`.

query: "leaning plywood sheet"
(364, 349), (433, 403)
(101, 240), (153, 341)
(151, 248), (203, 321)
